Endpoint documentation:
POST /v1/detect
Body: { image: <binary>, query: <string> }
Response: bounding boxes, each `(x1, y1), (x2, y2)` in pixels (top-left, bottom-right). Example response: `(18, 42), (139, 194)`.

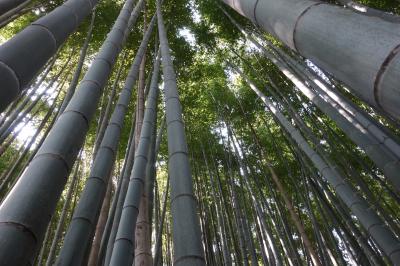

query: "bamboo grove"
(0, 0), (399, 265)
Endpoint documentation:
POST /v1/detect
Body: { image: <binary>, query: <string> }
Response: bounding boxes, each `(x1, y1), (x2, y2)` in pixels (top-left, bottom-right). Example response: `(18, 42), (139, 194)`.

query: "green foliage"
(0, 0), (399, 264)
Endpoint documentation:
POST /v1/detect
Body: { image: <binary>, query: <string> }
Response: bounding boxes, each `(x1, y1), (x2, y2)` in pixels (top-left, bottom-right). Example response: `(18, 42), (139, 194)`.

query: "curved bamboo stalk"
(222, 0), (400, 119)
(0, 0), (32, 25)
(0, 0), (141, 264)
(134, 7), (152, 263)
(0, 2), (44, 28)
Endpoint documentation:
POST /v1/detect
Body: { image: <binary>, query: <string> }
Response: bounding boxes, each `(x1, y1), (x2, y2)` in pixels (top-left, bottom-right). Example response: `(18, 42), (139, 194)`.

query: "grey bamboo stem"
(201, 146), (232, 266)
(98, 110), (136, 265)
(0, 0), (141, 264)
(228, 130), (281, 266)
(56, 10), (155, 266)
(156, 0), (205, 264)
(153, 176), (169, 266)
(109, 37), (160, 266)
(146, 114), (165, 240)
(134, 8), (152, 263)
(102, 118), (137, 266)
(0, 0), (99, 111)
(87, 178), (113, 266)
(222, 0), (400, 119)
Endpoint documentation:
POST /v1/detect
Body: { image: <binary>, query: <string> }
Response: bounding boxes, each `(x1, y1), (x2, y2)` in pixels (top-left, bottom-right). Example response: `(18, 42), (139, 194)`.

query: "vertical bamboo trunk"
(134, 129), (154, 265)
(201, 146), (231, 266)
(216, 131), (245, 265)
(135, 6), (147, 150)
(153, 181), (161, 264)
(228, 130), (281, 266)
(109, 34), (160, 265)
(153, 177), (170, 266)
(270, 165), (321, 265)
(56, 10), (153, 266)
(233, 65), (400, 263)
(193, 166), (214, 265)
(227, 166), (248, 265)
(0, 0), (100, 111)
(135, 4), (153, 265)
(88, 178), (113, 266)
(0, 0), (140, 264)
(102, 117), (137, 266)
(222, 0), (400, 119)
(156, 0), (205, 264)
(147, 115), (165, 238)
(98, 107), (135, 265)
